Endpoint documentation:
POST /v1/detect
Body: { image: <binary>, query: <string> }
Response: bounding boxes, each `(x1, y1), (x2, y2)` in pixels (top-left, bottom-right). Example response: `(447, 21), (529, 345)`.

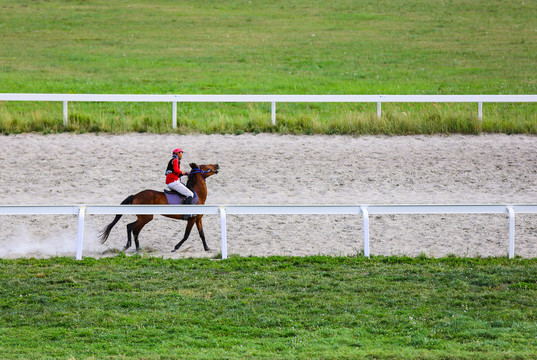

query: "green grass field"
(1, 255), (537, 359)
(1, 0), (536, 134)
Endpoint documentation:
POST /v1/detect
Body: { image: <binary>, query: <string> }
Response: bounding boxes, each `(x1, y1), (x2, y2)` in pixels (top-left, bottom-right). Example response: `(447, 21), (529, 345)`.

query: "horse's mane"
(186, 163), (198, 190)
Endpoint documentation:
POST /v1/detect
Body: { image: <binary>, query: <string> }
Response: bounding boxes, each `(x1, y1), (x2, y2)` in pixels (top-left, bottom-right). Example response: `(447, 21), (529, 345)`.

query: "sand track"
(1, 133), (536, 258)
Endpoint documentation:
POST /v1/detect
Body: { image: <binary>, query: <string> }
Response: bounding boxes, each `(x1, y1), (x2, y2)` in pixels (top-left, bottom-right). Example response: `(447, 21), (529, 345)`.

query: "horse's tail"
(99, 195), (135, 244)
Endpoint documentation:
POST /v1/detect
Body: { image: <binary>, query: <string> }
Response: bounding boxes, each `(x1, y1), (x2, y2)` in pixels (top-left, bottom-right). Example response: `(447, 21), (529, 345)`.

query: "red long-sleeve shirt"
(165, 157), (184, 184)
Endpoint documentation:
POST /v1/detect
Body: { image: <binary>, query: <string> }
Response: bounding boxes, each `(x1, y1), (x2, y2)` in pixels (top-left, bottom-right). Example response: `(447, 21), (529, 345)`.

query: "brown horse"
(100, 163), (219, 252)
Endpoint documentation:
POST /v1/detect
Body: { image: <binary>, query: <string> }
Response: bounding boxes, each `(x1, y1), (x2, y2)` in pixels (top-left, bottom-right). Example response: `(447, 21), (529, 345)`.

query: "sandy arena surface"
(0, 133), (536, 259)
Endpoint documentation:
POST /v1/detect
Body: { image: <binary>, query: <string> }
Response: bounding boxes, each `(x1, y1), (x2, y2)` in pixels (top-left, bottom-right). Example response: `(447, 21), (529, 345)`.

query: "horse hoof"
(171, 248), (177, 253)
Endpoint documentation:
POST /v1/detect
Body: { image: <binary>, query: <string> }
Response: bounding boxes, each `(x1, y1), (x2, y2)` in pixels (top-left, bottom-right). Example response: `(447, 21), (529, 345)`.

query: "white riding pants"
(167, 180), (194, 198)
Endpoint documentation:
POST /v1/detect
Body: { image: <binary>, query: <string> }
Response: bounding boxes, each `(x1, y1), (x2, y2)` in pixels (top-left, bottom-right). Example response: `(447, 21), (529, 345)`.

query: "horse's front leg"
(195, 216), (210, 251)
(171, 218), (196, 252)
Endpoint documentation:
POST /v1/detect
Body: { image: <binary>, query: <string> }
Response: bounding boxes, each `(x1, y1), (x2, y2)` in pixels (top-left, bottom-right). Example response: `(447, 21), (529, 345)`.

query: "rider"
(166, 148), (194, 204)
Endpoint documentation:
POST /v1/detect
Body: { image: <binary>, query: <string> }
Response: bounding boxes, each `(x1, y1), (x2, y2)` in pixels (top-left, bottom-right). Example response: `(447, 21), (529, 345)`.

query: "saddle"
(164, 189), (198, 205)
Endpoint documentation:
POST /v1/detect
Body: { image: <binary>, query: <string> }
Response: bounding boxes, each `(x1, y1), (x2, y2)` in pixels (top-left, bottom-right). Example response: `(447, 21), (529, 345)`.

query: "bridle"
(190, 167), (212, 181)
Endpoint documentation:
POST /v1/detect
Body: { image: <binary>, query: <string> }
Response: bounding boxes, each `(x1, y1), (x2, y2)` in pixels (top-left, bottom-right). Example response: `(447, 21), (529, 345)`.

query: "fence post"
(63, 101), (68, 126)
(360, 206), (370, 258)
(507, 206), (515, 259)
(377, 102), (382, 118)
(76, 205), (86, 260)
(478, 102), (483, 121)
(271, 101), (276, 126)
(219, 207), (227, 259)
(172, 101), (177, 129)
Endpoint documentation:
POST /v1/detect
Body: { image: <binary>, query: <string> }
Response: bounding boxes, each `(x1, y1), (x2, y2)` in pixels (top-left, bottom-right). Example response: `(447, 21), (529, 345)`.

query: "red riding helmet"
(172, 148), (183, 154)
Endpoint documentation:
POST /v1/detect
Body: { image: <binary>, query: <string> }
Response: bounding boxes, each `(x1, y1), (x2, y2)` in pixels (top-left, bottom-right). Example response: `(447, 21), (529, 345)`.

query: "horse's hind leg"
(125, 222), (135, 250)
(125, 215), (153, 251)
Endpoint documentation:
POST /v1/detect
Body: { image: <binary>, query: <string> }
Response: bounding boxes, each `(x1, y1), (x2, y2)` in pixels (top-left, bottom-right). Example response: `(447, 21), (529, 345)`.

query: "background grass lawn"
(0, 0), (536, 134)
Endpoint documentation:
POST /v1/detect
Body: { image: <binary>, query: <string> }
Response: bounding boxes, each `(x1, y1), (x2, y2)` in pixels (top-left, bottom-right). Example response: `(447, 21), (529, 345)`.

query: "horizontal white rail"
(3, 204), (536, 215)
(1, 93), (536, 126)
(2, 93), (537, 102)
(1, 204), (536, 260)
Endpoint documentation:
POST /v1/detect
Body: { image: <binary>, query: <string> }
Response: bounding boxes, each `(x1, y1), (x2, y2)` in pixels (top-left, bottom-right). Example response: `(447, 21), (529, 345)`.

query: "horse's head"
(189, 163), (219, 178)
(186, 163), (219, 202)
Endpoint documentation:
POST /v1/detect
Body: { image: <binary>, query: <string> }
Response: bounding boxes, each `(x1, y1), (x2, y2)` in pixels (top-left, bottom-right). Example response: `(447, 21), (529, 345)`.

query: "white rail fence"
(1, 204), (536, 260)
(1, 94), (536, 127)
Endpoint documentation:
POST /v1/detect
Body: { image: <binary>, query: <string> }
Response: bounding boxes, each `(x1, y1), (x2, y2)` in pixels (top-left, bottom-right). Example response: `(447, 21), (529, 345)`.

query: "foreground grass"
(0, 0), (536, 135)
(1, 255), (536, 359)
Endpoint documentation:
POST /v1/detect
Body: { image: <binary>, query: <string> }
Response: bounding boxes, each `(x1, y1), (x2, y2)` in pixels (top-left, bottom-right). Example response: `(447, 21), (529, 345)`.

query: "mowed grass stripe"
(0, 255), (536, 359)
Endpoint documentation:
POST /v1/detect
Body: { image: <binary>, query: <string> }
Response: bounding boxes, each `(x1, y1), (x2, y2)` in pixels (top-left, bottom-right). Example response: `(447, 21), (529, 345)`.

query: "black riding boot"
(183, 196), (194, 219)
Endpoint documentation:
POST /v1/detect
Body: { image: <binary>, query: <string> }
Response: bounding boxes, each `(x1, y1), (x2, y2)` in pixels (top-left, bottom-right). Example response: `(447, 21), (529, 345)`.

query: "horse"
(99, 163), (219, 253)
